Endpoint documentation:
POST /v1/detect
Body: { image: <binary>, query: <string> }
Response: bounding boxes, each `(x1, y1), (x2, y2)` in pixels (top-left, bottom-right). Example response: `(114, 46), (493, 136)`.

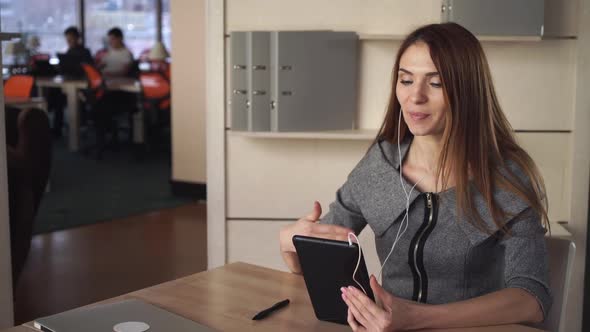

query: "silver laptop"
(33, 299), (214, 332)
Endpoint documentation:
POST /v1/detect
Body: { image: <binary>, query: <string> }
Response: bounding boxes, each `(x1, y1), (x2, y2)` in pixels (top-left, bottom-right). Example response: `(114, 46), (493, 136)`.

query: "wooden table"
(35, 76), (141, 151)
(5, 262), (544, 332)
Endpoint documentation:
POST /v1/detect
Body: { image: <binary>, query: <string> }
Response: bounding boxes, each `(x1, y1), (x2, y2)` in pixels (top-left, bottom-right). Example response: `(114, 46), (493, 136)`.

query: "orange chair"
(79, 64), (114, 159)
(139, 71), (171, 150)
(140, 71), (170, 109)
(4, 75), (35, 98)
(80, 63), (105, 102)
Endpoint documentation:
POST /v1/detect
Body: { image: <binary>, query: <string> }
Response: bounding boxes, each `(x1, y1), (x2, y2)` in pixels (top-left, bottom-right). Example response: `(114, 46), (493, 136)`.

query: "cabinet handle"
(281, 91), (293, 96)
(252, 90), (266, 95)
(280, 65), (292, 71)
(233, 89), (247, 95)
(441, 4), (446, 13)
(233, 64), (246, 70)
(252, 65), (266, 70)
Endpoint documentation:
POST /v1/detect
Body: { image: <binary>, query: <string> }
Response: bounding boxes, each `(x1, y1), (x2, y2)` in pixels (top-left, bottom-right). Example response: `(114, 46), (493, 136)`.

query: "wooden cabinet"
(229, 31), (358, 132)
(226, 132), (571, 223)
(442, 0), (577, 38)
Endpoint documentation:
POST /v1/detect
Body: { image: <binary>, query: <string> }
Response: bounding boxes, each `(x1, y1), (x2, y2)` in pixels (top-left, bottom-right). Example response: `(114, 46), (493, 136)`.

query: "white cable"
(377, 110), (426, 280)
(349, 110), (428, 287)
(397, 110), (410, 200)
(348, 232), (368, 295)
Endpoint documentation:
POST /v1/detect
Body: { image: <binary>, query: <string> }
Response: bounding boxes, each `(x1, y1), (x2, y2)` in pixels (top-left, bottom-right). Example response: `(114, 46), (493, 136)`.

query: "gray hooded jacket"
(320, 138), (552, 319)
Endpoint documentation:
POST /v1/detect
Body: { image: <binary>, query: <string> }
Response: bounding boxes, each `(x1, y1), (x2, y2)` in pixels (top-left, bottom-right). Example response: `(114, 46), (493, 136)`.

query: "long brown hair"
(377, 23), (549, 233)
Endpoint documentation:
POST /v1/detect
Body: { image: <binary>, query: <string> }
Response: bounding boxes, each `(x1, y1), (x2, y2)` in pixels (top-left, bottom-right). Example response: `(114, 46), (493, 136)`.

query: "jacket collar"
(369, 138), (421, 236)
(376, 137), (410, 171)
(372, 138), (530, 245)
(439, 185), (530, 245)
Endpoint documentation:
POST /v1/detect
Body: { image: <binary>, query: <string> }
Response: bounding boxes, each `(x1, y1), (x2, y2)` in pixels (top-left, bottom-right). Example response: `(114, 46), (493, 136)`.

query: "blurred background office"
(0, 0), (207, 325)
(0, 0), (171, 61)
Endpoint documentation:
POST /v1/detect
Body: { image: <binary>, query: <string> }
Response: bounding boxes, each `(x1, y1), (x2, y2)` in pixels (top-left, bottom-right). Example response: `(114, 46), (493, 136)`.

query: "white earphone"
(348, 232), (368, 295)
(349, 109), (426, 290)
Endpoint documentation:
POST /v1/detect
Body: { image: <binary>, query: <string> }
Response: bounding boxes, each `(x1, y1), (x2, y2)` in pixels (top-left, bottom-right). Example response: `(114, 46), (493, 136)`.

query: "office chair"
(5, 106), (52, 287)
(164, 64), (171, 81)
(79, 63), (117, 159)
(139, 71), (171, 152)
(4, 74), (35, 98)
(536, 237), (576, 332)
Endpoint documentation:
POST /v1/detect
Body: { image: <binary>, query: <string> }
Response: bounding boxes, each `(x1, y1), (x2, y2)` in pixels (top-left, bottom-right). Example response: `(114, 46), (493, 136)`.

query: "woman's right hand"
(279, 201), (354, 273)
(279, 201), (354, 254)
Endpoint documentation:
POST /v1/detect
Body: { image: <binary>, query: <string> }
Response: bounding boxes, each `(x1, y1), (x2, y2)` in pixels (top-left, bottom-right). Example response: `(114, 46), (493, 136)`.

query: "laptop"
(30, 58), (57, 77)
(56, 53), (86, 78)
(33, 299), (214, 332)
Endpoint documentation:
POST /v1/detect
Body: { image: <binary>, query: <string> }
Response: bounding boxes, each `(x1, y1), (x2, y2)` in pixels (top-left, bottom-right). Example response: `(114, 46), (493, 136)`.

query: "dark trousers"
(46, 87), (66, 136)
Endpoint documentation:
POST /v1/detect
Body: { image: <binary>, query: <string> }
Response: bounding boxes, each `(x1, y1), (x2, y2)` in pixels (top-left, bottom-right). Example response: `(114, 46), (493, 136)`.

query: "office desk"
(35, 76), (86, 151)
(9, 262), (544, 332)
(4, 97), (47, 113)
(105, 77), (141, 93)
(1, 327), (34, 332)
(35, 76), (141, 151)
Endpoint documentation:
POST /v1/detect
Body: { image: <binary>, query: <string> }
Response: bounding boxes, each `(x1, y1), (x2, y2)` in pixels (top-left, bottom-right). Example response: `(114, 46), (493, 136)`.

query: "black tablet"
(293, 235), (374, 324)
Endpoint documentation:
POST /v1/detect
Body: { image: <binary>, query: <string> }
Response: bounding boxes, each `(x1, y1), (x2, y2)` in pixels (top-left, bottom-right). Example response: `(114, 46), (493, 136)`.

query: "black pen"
(252, 299), (290, 320)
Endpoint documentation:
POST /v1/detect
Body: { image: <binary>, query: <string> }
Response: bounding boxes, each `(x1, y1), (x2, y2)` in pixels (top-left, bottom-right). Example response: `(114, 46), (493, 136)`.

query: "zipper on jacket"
(408, 192), (438, 303)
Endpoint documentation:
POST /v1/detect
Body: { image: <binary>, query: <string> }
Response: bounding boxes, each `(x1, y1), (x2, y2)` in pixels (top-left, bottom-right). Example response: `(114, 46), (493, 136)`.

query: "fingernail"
(341, 293), (347, 301)
(348, 286), (355, 292)
(340, 287), (347, 293)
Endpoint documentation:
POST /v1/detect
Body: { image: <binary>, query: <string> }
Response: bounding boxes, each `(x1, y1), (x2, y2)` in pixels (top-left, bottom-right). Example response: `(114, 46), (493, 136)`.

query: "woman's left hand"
(341, 275), (418, 332)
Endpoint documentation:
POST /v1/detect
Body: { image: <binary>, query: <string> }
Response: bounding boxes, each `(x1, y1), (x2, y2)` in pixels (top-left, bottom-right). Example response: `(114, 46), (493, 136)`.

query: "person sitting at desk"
(63, 26), (93, 64)
(98, 27), (134, 78)
(47, 26), (93, 137)
(279, 23), (551, 331)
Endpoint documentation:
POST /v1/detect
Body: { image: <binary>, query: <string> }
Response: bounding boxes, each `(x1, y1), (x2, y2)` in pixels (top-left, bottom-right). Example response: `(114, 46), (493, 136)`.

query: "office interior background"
(0, 0), (589, 331)
(0, 0), (207, 328)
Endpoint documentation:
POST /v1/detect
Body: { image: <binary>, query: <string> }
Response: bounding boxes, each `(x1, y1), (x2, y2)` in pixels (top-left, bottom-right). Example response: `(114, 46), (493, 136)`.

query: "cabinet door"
(444, 0), (544, 36)
(271, 31), (358, 132)
(229, 32), (248, 130)
(248, 32), (271, 131)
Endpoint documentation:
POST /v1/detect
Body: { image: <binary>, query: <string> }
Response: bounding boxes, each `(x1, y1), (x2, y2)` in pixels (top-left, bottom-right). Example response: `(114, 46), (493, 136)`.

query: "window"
(162, 0), (170, 51)
(85, 0), (170, 59)
(0, 0), (80, 59)
(0, 0), (170, 64)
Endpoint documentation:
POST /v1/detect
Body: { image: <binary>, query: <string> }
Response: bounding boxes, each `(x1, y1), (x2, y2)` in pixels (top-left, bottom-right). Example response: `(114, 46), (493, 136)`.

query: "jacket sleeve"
(319, 174), (367, 236)
(502, 207), (552, 321)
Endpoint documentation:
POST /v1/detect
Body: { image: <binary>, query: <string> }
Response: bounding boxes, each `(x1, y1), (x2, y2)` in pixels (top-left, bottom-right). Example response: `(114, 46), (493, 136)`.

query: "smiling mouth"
(409, 112), (430, 121)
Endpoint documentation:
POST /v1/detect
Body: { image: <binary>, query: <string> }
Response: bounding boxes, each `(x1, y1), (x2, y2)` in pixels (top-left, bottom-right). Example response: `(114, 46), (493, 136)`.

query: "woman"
(279, 23), (551, 331)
